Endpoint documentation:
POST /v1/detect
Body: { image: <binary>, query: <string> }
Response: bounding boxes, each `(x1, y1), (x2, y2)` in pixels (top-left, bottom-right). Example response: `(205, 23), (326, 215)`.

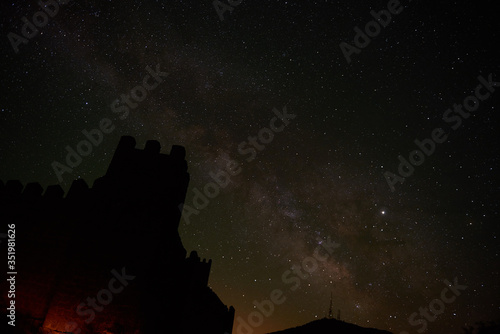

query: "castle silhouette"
(0, 136), (235, 334)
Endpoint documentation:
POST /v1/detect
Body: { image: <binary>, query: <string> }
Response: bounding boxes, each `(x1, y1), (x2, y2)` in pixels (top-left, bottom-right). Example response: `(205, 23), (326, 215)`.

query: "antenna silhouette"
(328, 292), (334, 319)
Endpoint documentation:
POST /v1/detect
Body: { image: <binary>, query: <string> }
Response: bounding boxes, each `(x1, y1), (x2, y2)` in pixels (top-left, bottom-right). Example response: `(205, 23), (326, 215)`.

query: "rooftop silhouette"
(267, 317), (393, 334)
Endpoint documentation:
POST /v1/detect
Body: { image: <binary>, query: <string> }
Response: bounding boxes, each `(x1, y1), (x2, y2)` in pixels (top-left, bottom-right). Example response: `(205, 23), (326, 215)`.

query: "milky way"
(1, 1), (499, 333)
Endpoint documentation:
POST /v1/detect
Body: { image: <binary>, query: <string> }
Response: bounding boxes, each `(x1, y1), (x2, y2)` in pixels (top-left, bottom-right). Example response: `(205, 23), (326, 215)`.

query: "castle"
(0, 136), (235, 334)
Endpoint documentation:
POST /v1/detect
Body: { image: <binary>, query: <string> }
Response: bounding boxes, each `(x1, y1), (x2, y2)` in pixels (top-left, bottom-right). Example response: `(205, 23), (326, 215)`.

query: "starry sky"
(1, 1), (499, 333)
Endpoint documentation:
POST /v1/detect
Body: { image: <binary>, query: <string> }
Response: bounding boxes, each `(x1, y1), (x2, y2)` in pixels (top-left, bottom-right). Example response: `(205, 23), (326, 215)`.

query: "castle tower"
(0, 136), (234, 334)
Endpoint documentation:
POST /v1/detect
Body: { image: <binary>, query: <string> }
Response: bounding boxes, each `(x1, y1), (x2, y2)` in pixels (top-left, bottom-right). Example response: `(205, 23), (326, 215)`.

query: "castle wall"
(0, 136), (234, 334)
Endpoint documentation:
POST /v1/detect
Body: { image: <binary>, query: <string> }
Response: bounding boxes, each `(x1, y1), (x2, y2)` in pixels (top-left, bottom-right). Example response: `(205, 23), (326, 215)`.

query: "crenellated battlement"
(186, 250), (213, 288)
(1, 136), (191, 232)
(2, 135), (189, 203)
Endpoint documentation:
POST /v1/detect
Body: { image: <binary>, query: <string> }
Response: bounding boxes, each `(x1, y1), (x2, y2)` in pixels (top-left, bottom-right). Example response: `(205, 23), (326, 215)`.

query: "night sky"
(1, 1), (499, 333)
